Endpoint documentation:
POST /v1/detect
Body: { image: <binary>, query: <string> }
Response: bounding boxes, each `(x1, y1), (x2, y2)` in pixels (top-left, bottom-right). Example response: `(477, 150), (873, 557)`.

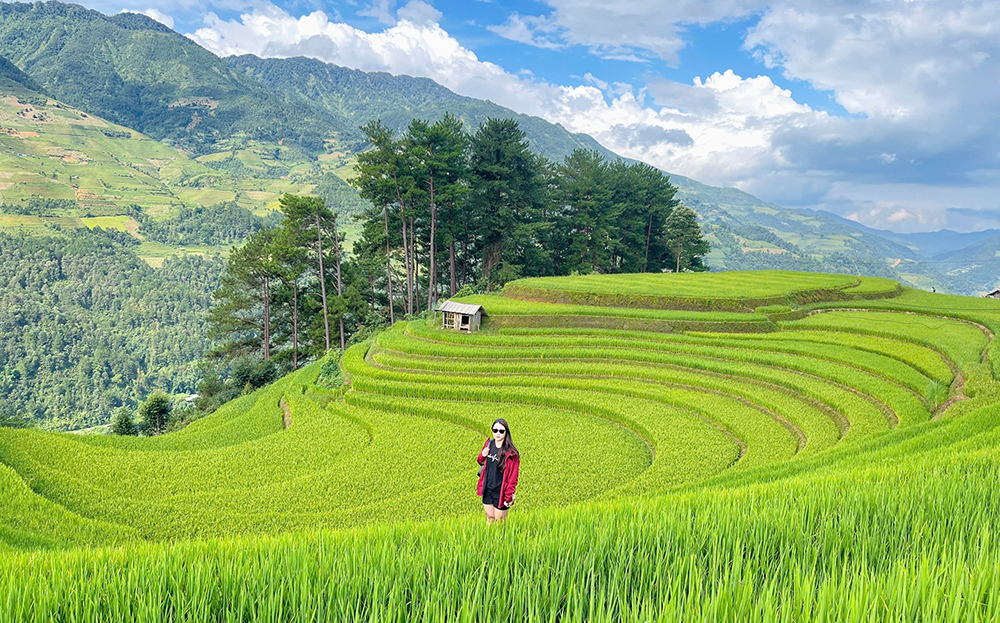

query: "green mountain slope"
(0, 54), (41, 94)
(227, 54), (620, 163)
(0, 80), (365, 261)
(0, 2), (342, 156)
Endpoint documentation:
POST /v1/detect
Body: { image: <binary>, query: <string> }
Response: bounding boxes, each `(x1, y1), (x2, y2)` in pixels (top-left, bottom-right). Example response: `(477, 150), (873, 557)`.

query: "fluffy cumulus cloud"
(121, 7), (175, 29)
(183, 0), (1000, 232)
(484, 0), (1000, 230)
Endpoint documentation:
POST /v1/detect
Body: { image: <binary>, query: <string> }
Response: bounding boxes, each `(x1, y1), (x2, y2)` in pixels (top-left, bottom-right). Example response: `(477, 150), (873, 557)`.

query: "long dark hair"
(492, 418), (519, 468)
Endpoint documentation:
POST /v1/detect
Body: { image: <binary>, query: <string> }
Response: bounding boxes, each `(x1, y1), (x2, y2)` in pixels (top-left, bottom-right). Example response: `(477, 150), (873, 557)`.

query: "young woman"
(475, 418), (519, 524)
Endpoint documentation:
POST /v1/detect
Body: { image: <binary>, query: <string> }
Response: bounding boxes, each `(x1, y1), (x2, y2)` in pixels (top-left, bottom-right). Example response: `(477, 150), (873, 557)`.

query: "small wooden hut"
(436, 301), (486, 332)
(985, 289), (1000, 299)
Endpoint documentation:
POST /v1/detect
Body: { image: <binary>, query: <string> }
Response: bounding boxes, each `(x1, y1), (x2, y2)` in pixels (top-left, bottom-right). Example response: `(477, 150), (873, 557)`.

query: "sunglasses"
(492, 428), (506, 434)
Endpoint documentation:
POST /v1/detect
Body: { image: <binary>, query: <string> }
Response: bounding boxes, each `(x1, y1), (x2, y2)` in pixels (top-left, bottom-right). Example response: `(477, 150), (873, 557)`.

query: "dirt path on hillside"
(280, 396), (291, 428)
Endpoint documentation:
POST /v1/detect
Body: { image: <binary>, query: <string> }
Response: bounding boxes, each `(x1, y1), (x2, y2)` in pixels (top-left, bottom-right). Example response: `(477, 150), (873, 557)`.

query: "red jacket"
(476, 440), (519, 509)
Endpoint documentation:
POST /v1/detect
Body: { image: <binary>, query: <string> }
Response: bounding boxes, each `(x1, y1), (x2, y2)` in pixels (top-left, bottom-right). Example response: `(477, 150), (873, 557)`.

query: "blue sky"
(86, 0), (1000, 233)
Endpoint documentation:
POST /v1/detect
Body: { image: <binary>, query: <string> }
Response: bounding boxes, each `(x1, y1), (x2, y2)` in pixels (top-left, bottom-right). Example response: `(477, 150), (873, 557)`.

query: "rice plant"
(2, 277), (1000, 621)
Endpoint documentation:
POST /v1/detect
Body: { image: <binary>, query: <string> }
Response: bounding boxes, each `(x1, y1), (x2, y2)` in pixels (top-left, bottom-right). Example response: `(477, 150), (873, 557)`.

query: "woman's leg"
(483, 504), (496, 524)
(492, 506), (508, 522)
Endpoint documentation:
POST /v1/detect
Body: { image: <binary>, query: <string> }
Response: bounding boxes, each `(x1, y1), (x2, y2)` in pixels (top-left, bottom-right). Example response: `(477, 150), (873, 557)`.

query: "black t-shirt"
(483, 440), (504, 492)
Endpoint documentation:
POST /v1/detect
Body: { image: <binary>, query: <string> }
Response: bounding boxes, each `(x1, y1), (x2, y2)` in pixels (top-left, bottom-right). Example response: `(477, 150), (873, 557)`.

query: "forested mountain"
(0, 2), (616, 163)
(0, 2), (343, 155)
(227, 55), (619, 164)
(0, 229), (222, 429)
(0, 54), (41, 94)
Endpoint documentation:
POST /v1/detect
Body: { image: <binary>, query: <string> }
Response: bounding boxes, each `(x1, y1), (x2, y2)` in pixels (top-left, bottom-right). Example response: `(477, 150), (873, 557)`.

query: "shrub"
(110, 407), (136, 436)
(138, 391), (171, 436)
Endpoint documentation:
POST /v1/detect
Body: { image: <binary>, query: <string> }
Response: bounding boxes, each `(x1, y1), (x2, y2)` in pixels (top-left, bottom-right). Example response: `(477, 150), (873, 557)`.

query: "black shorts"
(482, 489), (507, 510)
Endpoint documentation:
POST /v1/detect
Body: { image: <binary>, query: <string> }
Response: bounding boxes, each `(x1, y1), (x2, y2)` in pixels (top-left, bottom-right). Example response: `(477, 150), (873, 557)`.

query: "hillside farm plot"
(502, 270), (900, 310)
(3, 274), (1000, 621)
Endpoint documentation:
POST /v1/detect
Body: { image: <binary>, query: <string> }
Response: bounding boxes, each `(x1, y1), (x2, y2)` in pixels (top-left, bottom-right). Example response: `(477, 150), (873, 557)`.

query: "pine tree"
(271, 225), (309, 369)
(468, 118), (547, 287)
(663, 205), (710, 273)
(553, 150), (616, 274)
(280, 194), (335, 351)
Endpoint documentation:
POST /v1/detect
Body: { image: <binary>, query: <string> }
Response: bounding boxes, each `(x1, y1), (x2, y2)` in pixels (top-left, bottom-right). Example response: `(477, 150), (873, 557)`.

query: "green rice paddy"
(2, 272), (1000, 621)
(502, 271), (900, 310)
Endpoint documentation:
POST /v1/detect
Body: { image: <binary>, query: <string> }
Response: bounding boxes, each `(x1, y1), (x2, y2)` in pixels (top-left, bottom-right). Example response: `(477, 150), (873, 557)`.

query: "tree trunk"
(411, 217), (420, 312)
(462, 224), (469, 287)
(449, 239), (456, 297)
(675, 245), (682, 273)
(333, 216), (345, 351)
(427, 171), (437, 312)
(393, 172), (412, 316)
(262, 276), (270, 360)
(291, 280), (298, 370)
(401, 214), (412, 316)
(644, 211), (653, 272)
(383, 203), (395, 324)
(316, 213), (331, 351)
(483, 240), (502, 287)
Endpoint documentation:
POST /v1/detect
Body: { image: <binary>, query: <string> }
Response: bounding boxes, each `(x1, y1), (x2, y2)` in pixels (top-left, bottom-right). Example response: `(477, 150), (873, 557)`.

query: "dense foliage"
(204, 193), (373, 376)
(0, 230), (223, 429)
(137, 202), (279, 246)
(1, 198), (79, 216)
(350, 116), (706, 316)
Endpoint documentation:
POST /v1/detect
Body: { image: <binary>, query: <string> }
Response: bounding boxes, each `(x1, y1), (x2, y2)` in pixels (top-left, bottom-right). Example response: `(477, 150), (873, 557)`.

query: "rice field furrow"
(401, 322), (936, 399)
(381, 326), (910, 431)
(360, 348), (830, 454)
(369, 351), (845, 443)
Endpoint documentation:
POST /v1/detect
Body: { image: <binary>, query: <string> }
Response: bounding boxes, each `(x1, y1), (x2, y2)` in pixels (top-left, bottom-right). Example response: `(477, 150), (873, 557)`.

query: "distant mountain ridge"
(226, 55), (620, 164)
(817, 210), (1000, 257)
(0, 0), (993, 294)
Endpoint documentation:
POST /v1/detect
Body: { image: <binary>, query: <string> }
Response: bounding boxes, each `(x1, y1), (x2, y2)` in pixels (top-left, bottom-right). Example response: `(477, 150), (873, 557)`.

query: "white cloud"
(583, 72), (608, 91)
(396, 1), (441, 25)
(744, 2), (1000, 122)
(488, 0), (765, 65)
(183, 0), (1000, 232)
(358, 0), (397, 26)
(488, 13), (563, 50)
(888, 208), (913, 223)
(188, 4), (821, 190)
(122, 7), (175, 29)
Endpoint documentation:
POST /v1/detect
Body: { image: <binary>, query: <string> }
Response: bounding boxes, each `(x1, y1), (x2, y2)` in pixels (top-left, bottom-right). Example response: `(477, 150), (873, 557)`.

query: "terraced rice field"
(501, 270), (901, 310)
(2, 272), (1000, 621)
